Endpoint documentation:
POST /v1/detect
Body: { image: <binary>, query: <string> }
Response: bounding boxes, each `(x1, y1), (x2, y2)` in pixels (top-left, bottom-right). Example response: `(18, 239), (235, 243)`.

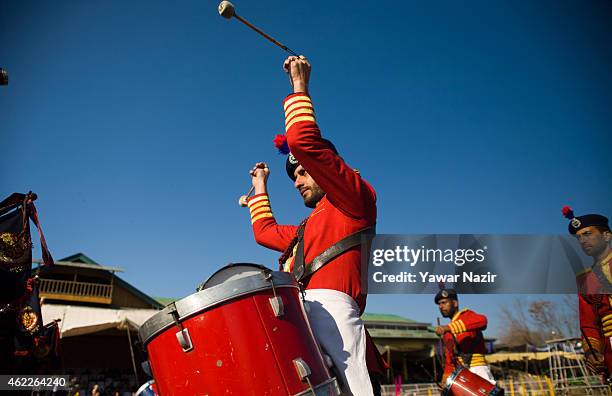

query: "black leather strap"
(293, 225), (375, 281)
(292, 226), (306, 280)
(303, 226), (375, 280)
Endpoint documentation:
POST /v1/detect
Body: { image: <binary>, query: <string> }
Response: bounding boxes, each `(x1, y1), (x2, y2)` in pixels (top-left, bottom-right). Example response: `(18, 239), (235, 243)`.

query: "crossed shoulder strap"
(591, 262), (612, 294)
(292, 225), (376, 281)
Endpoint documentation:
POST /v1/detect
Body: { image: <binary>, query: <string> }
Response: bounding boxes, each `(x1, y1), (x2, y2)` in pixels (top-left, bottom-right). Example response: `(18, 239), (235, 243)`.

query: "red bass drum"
(139, 263), (340, 395)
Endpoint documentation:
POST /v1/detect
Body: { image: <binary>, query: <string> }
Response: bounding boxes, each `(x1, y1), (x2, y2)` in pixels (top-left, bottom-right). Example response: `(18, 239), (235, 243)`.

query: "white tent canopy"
(42, 304), (159, 338)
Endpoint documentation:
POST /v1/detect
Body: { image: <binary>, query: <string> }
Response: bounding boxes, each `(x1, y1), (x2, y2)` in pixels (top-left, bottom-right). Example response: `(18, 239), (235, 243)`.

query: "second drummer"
(434, 288), (496, 385)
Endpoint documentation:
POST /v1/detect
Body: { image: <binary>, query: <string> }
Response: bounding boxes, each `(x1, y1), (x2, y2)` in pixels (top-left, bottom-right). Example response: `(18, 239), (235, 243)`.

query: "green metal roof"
(363, 313), (437, 340)
(366, 327), (439, 340)
(362, 313), (419, 324)
(60, 252), (99, 264)
(154, 297), (178, 306)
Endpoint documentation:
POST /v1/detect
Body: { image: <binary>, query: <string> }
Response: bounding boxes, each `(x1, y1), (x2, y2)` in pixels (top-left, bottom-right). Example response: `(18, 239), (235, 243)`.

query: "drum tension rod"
(169, 302), (194, 353)
(264, 271), (284, 318)
(293, 358), (317, 395)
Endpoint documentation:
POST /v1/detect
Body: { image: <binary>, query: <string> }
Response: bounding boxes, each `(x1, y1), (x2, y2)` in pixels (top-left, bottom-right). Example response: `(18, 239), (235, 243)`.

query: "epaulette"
(452, 308), (469, 321)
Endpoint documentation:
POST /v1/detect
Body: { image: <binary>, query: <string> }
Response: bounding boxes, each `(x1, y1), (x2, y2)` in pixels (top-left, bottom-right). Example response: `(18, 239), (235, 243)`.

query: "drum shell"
(442, 366), (504, 396)
(145, 283), (332, 395)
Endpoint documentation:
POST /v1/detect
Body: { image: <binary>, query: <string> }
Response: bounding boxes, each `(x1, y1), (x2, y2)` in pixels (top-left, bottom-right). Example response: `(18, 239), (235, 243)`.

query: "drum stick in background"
(440, 317), (463, 367)
(580, 327), (601, 358)
(218, 1), (298, 56)
(418, 362), (443, 390)
(238, 185), (255, 207)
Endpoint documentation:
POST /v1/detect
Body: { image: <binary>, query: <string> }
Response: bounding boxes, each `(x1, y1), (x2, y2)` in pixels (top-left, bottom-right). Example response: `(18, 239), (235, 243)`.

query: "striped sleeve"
(245, 192), (298, 253)
(248, 193), (273, 224)
(603, 312), (612, 337)
(282, 93), (377, 220)
(449, 321), (465, 335)
(284, 94), (315, 132)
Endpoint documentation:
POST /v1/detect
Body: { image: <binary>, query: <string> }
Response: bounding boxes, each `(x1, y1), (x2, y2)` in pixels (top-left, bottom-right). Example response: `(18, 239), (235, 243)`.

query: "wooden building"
(38, 253), (162, 394)
(363, 313), (440, 383)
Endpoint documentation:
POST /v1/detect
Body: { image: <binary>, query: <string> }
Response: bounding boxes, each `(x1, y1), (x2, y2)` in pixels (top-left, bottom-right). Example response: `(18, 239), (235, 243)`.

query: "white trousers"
(469, 365), (496, 384)
(304, 289), (374, 396)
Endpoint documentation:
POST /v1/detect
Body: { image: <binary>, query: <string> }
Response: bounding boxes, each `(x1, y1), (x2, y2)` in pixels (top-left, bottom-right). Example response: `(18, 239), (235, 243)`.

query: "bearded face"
(293, 165), (325, 208)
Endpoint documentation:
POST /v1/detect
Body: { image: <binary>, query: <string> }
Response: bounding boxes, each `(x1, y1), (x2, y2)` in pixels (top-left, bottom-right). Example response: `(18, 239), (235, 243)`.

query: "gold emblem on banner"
(0, 232), (31, 267)
(18, 306), (40, 334)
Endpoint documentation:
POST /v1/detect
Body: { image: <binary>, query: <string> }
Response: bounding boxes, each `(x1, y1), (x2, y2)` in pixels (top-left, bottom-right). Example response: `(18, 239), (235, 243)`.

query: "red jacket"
(247, 93), (376, 312)
(247, 93), (381, 371)
(577, 251), (612, 374)
(442, 309), (488, 378)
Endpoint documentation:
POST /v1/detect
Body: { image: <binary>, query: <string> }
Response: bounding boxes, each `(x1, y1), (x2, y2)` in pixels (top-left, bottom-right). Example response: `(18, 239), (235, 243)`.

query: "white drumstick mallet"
(238, 186), (255, 207)
(218, 1), (298, 56)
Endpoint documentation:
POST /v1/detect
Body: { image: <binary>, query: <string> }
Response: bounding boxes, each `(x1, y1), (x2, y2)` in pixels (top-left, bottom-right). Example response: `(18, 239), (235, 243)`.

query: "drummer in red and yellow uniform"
(563, 206), (612, 378)
(434, 289), (496, 385)
(245, 55), (383, 396)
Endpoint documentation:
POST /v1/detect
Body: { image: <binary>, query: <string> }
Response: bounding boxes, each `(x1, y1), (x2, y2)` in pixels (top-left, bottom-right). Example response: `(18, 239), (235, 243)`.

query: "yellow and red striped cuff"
(602, 314), (612, 337)
(449, 320), (466, 334)
(283, 94), (315, 132)
(248, 194), (273, 224)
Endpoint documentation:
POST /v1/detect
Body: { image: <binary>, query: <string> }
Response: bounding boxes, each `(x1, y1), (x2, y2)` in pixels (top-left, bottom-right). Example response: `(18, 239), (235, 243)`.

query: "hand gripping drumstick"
(218, 1), (298, 56)
(240, 163), (267, 207)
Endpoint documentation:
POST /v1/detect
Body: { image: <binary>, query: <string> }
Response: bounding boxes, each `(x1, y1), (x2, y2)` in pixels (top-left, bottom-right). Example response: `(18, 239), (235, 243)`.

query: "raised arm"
(282, 56), (376, 220)
(246, 162), (297, 251)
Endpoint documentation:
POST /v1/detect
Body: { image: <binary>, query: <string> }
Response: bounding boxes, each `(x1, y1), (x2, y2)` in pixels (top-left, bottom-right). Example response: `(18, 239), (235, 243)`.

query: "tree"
(498, 296), (579, 347)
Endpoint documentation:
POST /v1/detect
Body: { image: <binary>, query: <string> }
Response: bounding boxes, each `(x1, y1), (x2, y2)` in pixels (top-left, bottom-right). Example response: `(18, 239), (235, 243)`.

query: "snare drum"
(442, 366), (504, 396)
(139, 264), (340, 395)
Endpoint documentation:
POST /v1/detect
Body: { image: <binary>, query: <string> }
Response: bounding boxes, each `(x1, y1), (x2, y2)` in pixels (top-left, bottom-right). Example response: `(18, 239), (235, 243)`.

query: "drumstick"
(435, 318), (444, 367)
(418, 363), (443, 390)
(238, 185), (255, 207)
(580, 327), (601, 359)
(439, 317), (463, 367)
(434, 317), (447, 386)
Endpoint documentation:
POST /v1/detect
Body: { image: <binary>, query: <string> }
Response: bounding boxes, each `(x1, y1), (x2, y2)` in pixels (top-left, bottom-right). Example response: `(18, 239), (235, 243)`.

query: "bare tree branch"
(498, 296), (579, 347)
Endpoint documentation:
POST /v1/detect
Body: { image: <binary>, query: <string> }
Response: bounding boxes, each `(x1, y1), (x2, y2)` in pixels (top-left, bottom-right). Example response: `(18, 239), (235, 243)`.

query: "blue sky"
(1, 1), (611, 337)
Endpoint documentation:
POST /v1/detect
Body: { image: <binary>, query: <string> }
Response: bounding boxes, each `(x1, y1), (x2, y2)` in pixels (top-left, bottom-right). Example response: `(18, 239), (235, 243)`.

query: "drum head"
(140, 263), (296, 347)
(198, 263), (271, 291)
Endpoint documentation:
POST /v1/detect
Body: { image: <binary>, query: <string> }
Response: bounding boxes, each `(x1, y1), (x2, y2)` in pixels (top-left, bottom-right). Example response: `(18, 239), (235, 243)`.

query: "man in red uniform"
(563, 206), (612, 378)
(246, 55), (382, 395)
(434, 289), (496, 385)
